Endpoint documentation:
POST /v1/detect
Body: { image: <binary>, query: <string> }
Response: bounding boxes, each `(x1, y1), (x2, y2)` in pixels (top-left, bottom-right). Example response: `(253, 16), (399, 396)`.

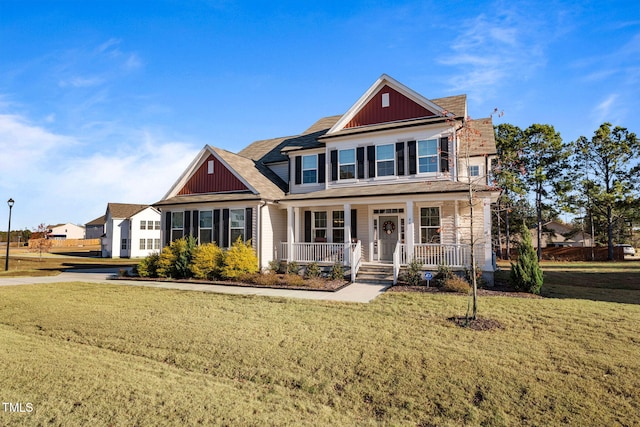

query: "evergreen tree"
(510, 222), (543, 294)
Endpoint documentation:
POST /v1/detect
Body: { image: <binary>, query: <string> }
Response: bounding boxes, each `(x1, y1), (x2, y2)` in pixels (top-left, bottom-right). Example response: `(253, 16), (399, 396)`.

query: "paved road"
(0, 268), (389, 303)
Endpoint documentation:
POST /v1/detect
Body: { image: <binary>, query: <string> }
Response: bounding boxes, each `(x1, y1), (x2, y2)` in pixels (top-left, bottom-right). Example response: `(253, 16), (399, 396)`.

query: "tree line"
(492, 122), (639, 261)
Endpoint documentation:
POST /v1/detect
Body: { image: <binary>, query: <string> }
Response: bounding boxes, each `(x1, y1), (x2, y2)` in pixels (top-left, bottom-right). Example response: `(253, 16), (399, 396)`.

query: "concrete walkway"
(0, 268), (389, 303)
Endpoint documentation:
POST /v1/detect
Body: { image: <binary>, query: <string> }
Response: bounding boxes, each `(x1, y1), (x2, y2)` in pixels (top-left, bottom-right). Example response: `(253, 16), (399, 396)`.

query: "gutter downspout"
(257, 200), (267, 270)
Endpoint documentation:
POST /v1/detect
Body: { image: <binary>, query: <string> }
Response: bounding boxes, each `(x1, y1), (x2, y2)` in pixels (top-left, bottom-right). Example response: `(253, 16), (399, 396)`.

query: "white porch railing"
(280, 242), (349, 264)
(412, 244), (472, 267)
(393, 242), (401, 284)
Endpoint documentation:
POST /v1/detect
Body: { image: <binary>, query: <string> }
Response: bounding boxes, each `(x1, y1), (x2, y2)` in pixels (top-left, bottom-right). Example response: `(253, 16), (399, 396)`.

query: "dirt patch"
(448, 316), (504, 331)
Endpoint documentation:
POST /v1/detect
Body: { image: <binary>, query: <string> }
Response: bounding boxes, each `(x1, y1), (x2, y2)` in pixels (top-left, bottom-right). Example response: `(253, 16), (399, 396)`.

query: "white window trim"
(338, 148), (356, 181)
(420, 206), (441, 244)
(229, 208), (245, 243)
(376, 143), (395, 177)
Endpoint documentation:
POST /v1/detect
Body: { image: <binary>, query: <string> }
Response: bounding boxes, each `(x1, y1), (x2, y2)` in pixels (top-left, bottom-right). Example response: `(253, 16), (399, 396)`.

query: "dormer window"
(418, 139), (438, 173)
(302, 155), (317, 184)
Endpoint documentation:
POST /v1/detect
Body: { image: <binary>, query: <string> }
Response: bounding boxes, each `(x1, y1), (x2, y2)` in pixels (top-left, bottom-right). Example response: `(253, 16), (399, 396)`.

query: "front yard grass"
(1, 280), (638, 426)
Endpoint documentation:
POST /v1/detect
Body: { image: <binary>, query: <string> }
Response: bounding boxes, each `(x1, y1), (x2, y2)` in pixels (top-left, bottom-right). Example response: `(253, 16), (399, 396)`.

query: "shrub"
(510, 222), (543, 294)
(305, 262), (322, 279)
(329, 260), (344, 281)
(286, 261), (300, 275)
(434, 264), (455, 288)
(465, 265), (484, 288)
(156, 236), (197, 279)
(283, 273), (305, 287)
(190, 243), (224, 280)
(249, 272), (280, 287)
(442, 275), (471, 293)
(220, 238), (259, 280)
(402, 258), (424, 286)
(137, 252), (160, 278)
(268, 259), (283, 274)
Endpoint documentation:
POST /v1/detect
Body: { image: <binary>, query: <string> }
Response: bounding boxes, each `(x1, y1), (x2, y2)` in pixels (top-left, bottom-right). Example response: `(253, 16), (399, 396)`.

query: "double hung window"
(420, 207), (441, 243)
(302, 155), (317, 184)
(339, 149), (355, 179)
(332, 211), (345, 243)
(418, 139), (438, 173)
(376, 144), (395, 176)
(171, 212), (184, 241)
(230, 209), (245, 243)
(313, 211), (327, 242)
(199, 210), (213, 244)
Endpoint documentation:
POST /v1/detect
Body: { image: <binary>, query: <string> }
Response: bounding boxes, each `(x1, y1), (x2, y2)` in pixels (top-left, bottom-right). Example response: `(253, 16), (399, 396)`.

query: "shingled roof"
(107, 203), (152, 219)
(459, 117), (497, 157)
(431, 95), (466, 118)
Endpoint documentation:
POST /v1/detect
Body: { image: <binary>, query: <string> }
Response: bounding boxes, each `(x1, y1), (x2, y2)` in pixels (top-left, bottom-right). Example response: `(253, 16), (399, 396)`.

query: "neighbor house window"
(418, 139), (438, 173)
(332, 211), (345, 243)
(376, 144), (395, 176)
(469, 165), (480, 177)
(121, 239), (128, 250)
(199, 210), (213, 244)
(420, 207), (441, 243)
(154, 221), (161, 230)
(140, 220), (147, 230)
(313, 211), (327, 242)
(339, 149), (355, 179)
(154, 239), (160, 250)
(147, 239), (153, 250)
(171, 212), (184, 241)
(139, 239), (146, 250)
(230, 209), (245, 243)
(302, 155), (318, 184)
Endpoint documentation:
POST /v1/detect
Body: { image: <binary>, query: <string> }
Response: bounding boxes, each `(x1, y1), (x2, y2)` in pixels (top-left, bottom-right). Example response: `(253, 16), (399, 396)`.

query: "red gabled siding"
(178, 154), (249, 195)
(345, 85), (436, 128)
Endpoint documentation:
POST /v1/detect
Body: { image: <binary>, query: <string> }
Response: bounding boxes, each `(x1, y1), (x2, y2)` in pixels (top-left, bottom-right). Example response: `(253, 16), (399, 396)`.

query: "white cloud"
(592, 94), (618, 125)
(0, 112), (199, 230)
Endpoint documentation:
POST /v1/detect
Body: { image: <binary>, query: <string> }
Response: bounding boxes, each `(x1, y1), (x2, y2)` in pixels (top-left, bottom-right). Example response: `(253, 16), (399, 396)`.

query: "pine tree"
(510, 222), (543, 294)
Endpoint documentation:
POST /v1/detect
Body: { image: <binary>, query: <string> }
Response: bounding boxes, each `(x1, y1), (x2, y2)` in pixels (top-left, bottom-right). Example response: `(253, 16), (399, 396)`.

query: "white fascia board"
(161, 146), (212, 200)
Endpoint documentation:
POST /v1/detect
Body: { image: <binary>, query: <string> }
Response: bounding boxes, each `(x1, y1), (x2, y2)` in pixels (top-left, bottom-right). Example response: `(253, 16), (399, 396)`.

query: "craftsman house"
(155, 74), (500, 283)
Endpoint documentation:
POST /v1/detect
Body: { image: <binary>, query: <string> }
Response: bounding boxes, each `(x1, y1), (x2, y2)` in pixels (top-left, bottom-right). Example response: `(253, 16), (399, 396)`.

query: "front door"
(379, 215), (398, 261)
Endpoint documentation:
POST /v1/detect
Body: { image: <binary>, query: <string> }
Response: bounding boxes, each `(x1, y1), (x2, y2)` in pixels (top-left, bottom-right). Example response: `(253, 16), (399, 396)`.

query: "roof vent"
(382, 93), (390, 108)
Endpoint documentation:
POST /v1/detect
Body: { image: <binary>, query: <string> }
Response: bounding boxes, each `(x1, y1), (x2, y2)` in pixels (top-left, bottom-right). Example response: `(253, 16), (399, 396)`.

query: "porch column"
(294, 207), (301, 244)
(406, 200), (414, 261)
(287, 206), (294, 262)
(343, 203), (351, 266)
(454, 200), (460, 245)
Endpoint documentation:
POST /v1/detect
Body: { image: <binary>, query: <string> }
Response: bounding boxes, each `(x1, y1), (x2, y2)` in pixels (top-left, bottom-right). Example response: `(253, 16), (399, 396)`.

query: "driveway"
(0, 268), (389, 303)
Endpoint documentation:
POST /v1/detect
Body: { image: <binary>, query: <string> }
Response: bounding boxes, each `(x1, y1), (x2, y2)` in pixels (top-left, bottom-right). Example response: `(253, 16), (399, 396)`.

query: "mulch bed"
(113, 275), (348, 292)
(447, 316), (504, 331)
(388, 280), (544, 299)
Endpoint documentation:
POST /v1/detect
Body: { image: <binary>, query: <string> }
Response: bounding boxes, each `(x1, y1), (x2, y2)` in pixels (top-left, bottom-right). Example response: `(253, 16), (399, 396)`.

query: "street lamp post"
(5, 198), (14, 271)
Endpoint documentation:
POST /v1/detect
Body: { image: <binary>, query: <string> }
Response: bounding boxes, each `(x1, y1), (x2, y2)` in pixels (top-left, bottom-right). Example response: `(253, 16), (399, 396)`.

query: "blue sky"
(1, 0), (638, 230)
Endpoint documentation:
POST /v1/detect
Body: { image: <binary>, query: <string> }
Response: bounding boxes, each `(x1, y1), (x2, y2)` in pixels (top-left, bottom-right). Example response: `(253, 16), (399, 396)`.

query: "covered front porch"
(277, 195), (494, 284)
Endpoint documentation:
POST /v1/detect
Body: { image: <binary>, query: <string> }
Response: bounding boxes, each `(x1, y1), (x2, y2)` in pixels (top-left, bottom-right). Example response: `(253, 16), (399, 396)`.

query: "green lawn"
(1, 277), (639, 426)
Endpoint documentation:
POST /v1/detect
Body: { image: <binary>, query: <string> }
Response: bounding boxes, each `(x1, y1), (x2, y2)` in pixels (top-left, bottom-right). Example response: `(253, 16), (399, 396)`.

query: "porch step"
(355, 264), (396, 285)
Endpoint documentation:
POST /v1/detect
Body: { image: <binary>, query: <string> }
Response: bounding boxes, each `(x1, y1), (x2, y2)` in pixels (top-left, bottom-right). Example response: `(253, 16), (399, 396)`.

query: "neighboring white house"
(47, 223), (85, 239)
(101, 203), (161, 258)
(154, 74), (500, 283)
(531, 220), (594, 248)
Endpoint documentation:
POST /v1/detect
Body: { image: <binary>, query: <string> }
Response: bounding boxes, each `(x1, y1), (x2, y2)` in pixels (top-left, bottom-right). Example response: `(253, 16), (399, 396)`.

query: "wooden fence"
(28, 238), (101, 248)
(498, 246), (624, 261)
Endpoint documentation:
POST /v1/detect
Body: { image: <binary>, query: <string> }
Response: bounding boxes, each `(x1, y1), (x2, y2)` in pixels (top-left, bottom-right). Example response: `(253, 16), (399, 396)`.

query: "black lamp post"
(5, 198), (14, 271)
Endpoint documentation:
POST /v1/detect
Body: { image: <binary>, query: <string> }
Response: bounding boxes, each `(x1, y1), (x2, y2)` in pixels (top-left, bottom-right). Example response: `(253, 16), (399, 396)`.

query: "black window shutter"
(396, 142), (405, 176)
(440, 137), (450, 173)
(408, 140), (417, 175)
(318, 153), (326, 183)
(213, 209), (220, 246)
(192, 211), (199, 240)
(330, 150), (338, 181)
(367, 145), (376, 178)
(304, 211), (312, 243)
(245, 207), (253, 243)
(295, 156), (302, 185)
(184, 210), (191, 236)
(357, 147), (365, 179)
(222, 209), (229, 248)
(164, 211), (171, 245)
(351, 209), (357, 240)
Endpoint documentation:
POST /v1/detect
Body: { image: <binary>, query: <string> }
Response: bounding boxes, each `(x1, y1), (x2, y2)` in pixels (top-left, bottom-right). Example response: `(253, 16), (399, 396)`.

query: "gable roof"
(107, 203), (153, 219)
(327, 74), (454, 135)
(160, 146), (286, 204)
(85, 215), (106, 226)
